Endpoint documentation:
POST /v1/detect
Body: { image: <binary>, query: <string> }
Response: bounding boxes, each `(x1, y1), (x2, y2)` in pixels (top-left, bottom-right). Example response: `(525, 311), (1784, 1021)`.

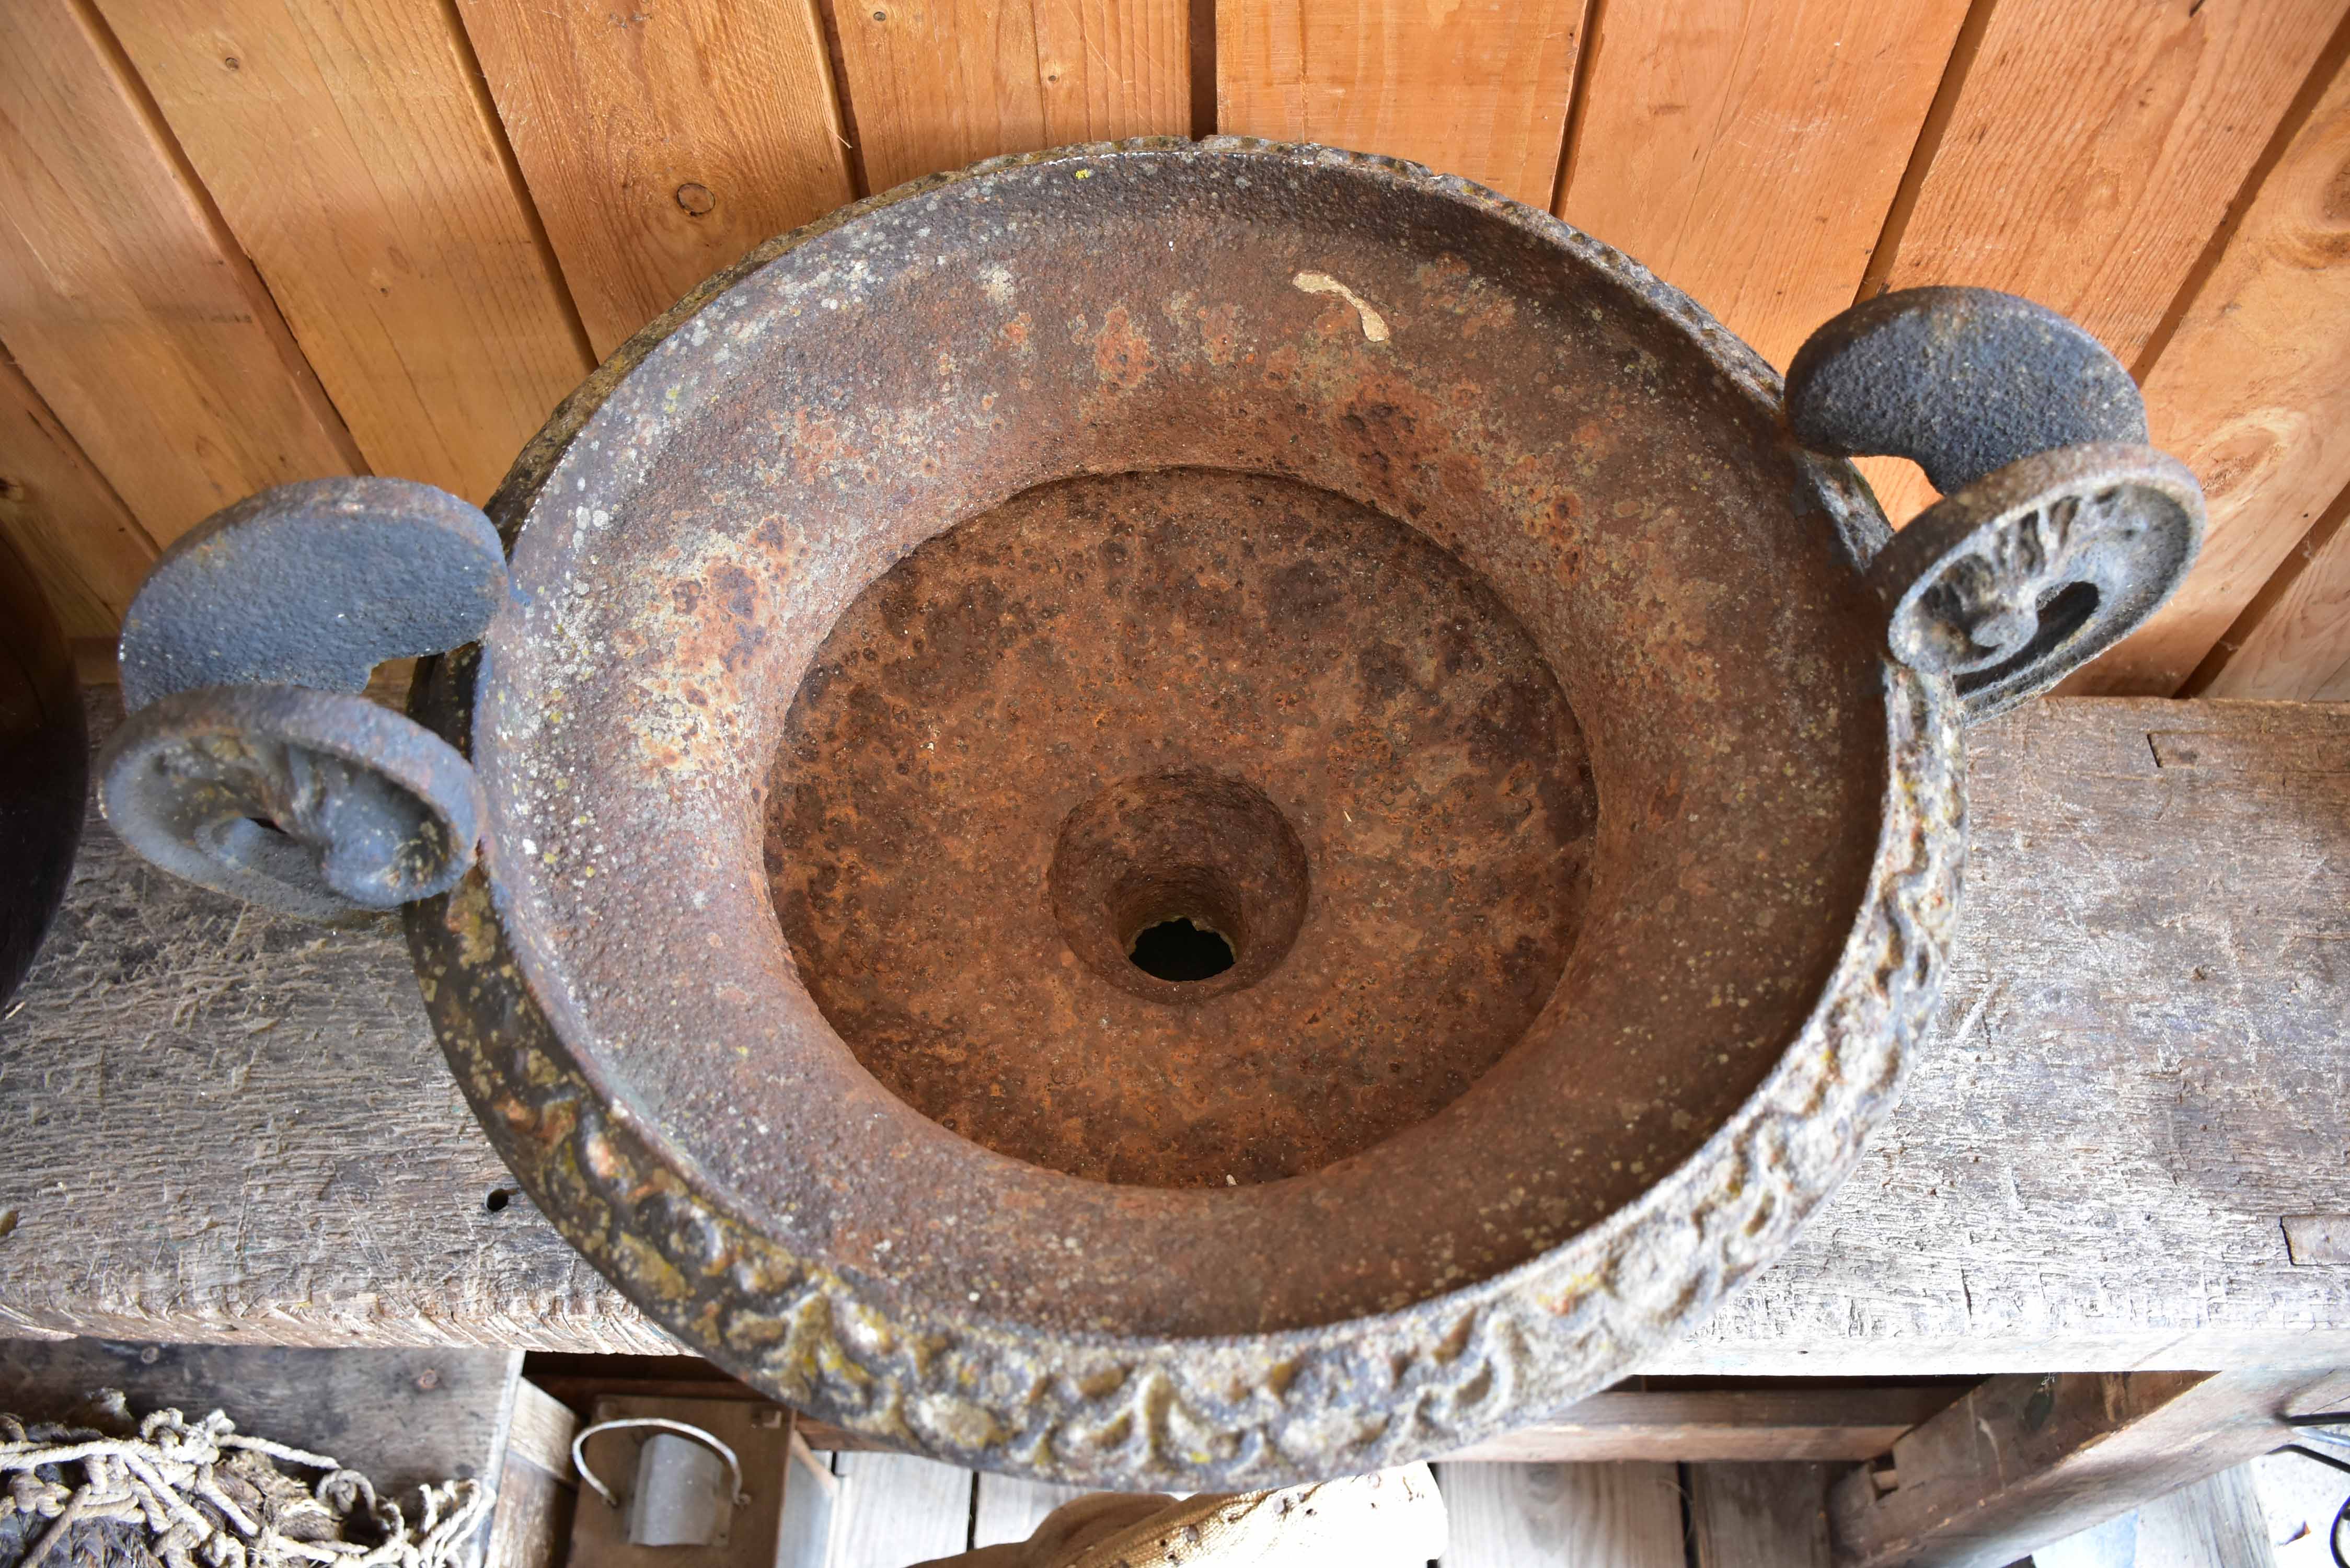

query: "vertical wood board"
(832, 0), (1189, 195)
(0, 0), (358, 547)
(1688, 1461), (1831, 1568)
(457, 0), (857, 356)
(0, 349), (154, 637)
(1558, 0), (1968, 369)
(1856, 0), (2349, 531)
(96, 0), (592, 504)
(830, 1449), (972, 1568)
(1216, 0), (1588, 209)
(2073, 50), (2350, 695)
(1437, 1461), (1685, 1566)
(1879, 0), (2343, 370)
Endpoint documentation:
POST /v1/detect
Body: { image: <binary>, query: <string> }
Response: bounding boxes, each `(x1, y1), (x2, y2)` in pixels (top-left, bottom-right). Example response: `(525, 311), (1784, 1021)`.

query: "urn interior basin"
(431, 137), (1929, 1475)
(96, 135), (2204, 1489)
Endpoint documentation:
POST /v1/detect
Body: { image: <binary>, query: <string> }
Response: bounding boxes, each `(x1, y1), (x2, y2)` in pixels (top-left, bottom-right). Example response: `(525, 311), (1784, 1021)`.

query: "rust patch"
(767, 468), (1595, 1186)
(1092, 304), (1157, 389)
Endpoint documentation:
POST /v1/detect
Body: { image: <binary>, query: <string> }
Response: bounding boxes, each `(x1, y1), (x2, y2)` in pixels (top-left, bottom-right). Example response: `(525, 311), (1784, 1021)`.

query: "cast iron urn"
(98, 140), (2205, 1488)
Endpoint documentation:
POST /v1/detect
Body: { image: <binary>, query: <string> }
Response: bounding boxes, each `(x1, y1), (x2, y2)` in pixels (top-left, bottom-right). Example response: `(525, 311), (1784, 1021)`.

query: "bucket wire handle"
(570, 1417), (751, 1511)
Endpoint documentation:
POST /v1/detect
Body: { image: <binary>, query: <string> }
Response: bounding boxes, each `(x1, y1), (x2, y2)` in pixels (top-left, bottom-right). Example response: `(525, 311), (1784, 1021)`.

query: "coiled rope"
(0, 1406), (491, 1568)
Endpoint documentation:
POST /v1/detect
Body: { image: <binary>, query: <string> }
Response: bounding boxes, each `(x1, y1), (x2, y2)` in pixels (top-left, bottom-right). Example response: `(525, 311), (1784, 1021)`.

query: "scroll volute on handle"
(1785, 287), (2206, 721)
(97, 478), (505, 920)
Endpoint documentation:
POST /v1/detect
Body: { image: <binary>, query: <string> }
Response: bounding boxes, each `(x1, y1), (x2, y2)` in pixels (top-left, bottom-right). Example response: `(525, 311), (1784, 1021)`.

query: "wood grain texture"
(0, 0), (360, 547)
(1674, 697), (2350, 1376)
(455, 0), (856, 357)
(1215, 0), (1588, 208)
(0, 350), (154, 638)
(1688, 1462), (1830, 1568)
(1441, 1389), (1954, 1463)
(775, 1440), (839, 1568)
(1877, 0), (2343, 369)
(2202, 483), (2350, 701)
(1556, 0), (1968, 370)
(1855, 0), (2350, 533)
(94, 0), (592, 505)
(832, 1), (1188, 196)
(507, 1380), (579, 1478)
(1436, 1461), (1684, 1567)
(1829, 1369), (2348, 1568)
(830, 1450), (972, 1568)
(486, 1381), (577, 1568)
(3, 698), (2350, 1375)
(2071, 53), (2350, 696)
(485, 1452), (574, 1568)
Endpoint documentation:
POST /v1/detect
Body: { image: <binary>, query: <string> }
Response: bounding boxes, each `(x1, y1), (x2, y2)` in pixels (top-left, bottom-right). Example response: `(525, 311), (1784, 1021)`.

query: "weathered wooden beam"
(540, 1375), (1959, 1465)
(1440, 1389), (1960, 1463)
(2, 698), (2346, 1374)
(1827, 1368), (2350, 1568)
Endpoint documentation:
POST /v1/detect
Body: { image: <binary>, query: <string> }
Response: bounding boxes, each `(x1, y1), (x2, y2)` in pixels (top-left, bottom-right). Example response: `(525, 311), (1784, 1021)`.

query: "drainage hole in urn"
(1129, 916), (1237, 982)
(1051, 771), (1309, 1005)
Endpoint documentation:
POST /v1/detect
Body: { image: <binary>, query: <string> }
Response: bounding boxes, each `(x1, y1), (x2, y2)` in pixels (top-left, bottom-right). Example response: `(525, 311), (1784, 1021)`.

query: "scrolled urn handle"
(97, 478), (505, 919)
(1786, 287), (2206, 722)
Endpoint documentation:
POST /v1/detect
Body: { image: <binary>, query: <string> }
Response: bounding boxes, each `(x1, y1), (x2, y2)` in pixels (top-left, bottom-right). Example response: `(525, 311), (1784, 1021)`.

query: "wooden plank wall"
(3, 0), (2346, 697)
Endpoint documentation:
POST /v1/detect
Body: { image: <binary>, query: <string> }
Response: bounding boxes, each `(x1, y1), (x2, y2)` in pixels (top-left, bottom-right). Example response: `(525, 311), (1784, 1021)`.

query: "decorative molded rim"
(407, 138), (1968, 1488)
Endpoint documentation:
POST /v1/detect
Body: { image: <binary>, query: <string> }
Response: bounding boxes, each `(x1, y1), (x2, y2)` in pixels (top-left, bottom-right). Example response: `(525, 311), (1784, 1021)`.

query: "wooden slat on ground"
(830, 1450), (972, 1568)
(1437, 1461), (1684, 1567)
(0, 0), (359, 548)
(3, 698), (2348, 1373)
(95, 0), (593, 505)
(1857, 0), (2348, 529)
(0, 351), (154, 638)
(1556, 0), (1968, 370)
(2077, 42), (2350, 697)
(1215, 0), (1588, 209)
(830, 1), (1188, 197)
(455, 0), (856, 357)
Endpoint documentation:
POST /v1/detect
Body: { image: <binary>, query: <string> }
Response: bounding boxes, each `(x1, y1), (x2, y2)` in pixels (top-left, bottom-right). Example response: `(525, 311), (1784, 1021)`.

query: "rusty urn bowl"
(98, 139), (2205, 1488)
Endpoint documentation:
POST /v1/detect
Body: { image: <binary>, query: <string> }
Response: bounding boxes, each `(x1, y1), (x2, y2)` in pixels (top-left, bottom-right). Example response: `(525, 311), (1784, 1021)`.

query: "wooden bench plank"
(1, 697), (2346, 1373)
